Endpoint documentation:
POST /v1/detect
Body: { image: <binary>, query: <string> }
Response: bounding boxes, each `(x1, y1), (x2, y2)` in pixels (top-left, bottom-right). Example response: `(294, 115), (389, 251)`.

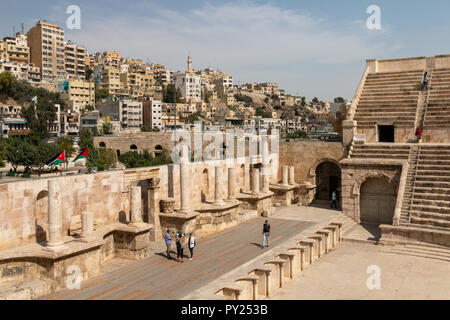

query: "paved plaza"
(42, 205), (334, 300)
(39, 204), (448, 300)
(270, 241), (450, 300)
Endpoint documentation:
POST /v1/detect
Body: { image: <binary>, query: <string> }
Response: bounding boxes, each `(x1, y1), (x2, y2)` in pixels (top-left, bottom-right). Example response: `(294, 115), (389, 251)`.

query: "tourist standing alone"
(261, 220), (270, 249)
(176, 230), (184, 262)
(188, 233), (195, 260)
(331, 190), (338, 209)
(421, 72), (430, 91)
(165, 229), (172, 260)
(416, 127), (423, 143)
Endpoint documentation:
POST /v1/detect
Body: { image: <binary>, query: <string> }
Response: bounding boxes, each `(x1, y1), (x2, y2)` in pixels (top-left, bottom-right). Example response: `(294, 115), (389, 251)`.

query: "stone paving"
(42, 205), (336, 300)
(270, 241), (450, 300)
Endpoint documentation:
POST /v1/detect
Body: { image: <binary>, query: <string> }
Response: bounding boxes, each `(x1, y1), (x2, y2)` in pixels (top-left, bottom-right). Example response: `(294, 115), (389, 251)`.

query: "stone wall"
(278, 140), (346, 185)
(0, 170), (125, 251)
(340, 163), (402, 223)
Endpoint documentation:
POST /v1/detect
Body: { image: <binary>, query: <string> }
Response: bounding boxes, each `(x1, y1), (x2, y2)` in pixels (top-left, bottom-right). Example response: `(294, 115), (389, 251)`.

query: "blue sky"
(1, 0), (450, 101)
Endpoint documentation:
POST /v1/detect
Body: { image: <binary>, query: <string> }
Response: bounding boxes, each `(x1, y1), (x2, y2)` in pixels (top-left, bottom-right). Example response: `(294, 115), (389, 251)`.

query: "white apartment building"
(174, 53), (202, 103)
(64, 41), (87, 80)
(143, 100), (162, 130)
(119, 100), (143, 131)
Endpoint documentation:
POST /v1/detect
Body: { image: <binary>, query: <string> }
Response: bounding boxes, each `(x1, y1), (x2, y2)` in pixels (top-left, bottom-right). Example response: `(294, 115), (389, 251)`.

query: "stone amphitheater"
(0, 55), (448, 300)
(342, 55), (450, 246)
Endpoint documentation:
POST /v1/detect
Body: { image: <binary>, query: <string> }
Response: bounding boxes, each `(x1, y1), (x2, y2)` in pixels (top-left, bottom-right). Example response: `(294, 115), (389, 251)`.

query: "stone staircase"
(354, 70), (423, 128)
(424, 68), (450, 129)
(400, 145), (420, 224)
(401, 145), (450, 229)
(348, 143), (410, 160)
(381, 242), (450, 263)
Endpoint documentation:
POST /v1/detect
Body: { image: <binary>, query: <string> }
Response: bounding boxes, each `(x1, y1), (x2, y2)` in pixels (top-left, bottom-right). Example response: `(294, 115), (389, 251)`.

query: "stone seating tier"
(349, 144), (410, 161)
(424, 69), (450, 129)
(354, 70), (423, 128)
(404, 145), (450, 229)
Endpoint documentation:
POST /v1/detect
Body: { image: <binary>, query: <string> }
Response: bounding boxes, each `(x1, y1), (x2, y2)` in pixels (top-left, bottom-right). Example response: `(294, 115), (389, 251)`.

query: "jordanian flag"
(48, 150), (66, 166)
(72, 147), (88, 162)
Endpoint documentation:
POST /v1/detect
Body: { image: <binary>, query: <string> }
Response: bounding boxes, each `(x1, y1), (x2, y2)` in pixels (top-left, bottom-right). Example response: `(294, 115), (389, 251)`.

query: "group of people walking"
(165, 229), (195, 262)
(163, 220), (273, 261)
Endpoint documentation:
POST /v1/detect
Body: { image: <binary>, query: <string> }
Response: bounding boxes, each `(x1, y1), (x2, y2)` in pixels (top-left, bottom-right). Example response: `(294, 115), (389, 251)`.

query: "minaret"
(187, 52), (192, 71)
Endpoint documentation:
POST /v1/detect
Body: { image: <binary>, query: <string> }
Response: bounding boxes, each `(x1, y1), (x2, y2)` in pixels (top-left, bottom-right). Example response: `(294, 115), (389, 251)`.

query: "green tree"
(102, 123), (111, 135)
(21, 98), (57, 140)
(312, 97), (319, 104)
(56, 136), (75, 162)
(0, 138), (8, 167)
(85, 68), (94, 81)
(95, 88), (110, 100)
(255, 107), (263, 117)
(140, 125), (150, 132)
(0, 71), (14, 94)
(301, 96), (306, 107)
(163, 84), (182, 103)
(152, 126), (160, 132)
(79, 128), (116, 170)
(119, 149), (171, 169)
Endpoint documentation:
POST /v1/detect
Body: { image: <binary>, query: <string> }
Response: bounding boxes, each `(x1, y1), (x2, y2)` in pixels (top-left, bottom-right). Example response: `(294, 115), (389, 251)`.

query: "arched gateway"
(360, 177), (396, 224)
(315, 161), (341, 200)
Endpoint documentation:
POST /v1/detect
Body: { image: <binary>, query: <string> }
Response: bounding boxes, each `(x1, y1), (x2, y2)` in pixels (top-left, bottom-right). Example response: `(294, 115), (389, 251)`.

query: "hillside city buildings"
(0, 20), (340, 138)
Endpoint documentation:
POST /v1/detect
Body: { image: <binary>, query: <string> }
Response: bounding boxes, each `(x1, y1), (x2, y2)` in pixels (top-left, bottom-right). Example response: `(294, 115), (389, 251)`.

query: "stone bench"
(287, 246), (307, 272)
(316, 229), (332, 253)
(308, 235), (325, 258)
(217, 284), (244, 300)
(249, 266), (273, 298)
(235, 275), (259, 300)
(277, 252), (296, 279)
(324, 225), (339, 247)
(330, 222), (344, 242)
(298, 240), (315, 264)
(264, 259), (287, 289)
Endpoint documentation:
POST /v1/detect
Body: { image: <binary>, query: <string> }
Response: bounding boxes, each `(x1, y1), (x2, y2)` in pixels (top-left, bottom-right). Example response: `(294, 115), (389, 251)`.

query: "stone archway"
(360, 177), (396, 224)
(315, 160), (341, 200)
(99, 142), (106, 148)
(130, 144), (138, 150)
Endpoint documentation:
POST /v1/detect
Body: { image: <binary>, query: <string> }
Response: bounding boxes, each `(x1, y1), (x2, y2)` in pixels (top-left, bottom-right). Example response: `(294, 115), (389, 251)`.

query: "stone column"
(130, 185), (143, 225)
(251, 168), (260, 194)
(288, 166), (295, 185)
(281, 166), (289, 186)
(47, 179), (64, 249)
(81, 211), (94, 240)
(214, 166), (224, 205)
(180, 146), (191, 213)
(227, 167), (236, 201)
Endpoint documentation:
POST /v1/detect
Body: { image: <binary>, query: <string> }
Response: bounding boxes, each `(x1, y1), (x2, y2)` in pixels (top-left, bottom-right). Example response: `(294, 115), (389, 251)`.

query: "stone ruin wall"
(0, 138), (346, 252)
(278, 140), (346, 185)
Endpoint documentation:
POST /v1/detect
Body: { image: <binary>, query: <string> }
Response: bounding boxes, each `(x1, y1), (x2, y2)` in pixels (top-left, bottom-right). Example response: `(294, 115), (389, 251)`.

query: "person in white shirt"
(188, 233), (195, 260)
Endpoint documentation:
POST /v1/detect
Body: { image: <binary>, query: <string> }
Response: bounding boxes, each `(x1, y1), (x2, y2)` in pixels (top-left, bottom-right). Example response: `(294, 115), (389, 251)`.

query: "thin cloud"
(65, 1), (402, 100)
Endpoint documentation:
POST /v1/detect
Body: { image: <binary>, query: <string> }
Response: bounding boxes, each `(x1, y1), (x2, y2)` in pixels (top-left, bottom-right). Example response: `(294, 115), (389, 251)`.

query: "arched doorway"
(315, 161), (341, 200)
(360, 177), (396, 224)
(99, 142), (106, 148)
(130, 144), (138, 150)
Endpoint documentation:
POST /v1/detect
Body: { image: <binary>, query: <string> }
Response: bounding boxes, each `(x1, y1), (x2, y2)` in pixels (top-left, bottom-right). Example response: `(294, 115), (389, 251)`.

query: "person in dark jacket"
(261, 220), (271, 248)
(176, 230), (184, 262)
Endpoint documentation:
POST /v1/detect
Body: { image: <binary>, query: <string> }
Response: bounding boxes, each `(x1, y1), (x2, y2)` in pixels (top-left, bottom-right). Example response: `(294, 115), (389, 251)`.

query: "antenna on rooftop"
(21, 23), (24, 34)
(13, 25), (15, 37)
